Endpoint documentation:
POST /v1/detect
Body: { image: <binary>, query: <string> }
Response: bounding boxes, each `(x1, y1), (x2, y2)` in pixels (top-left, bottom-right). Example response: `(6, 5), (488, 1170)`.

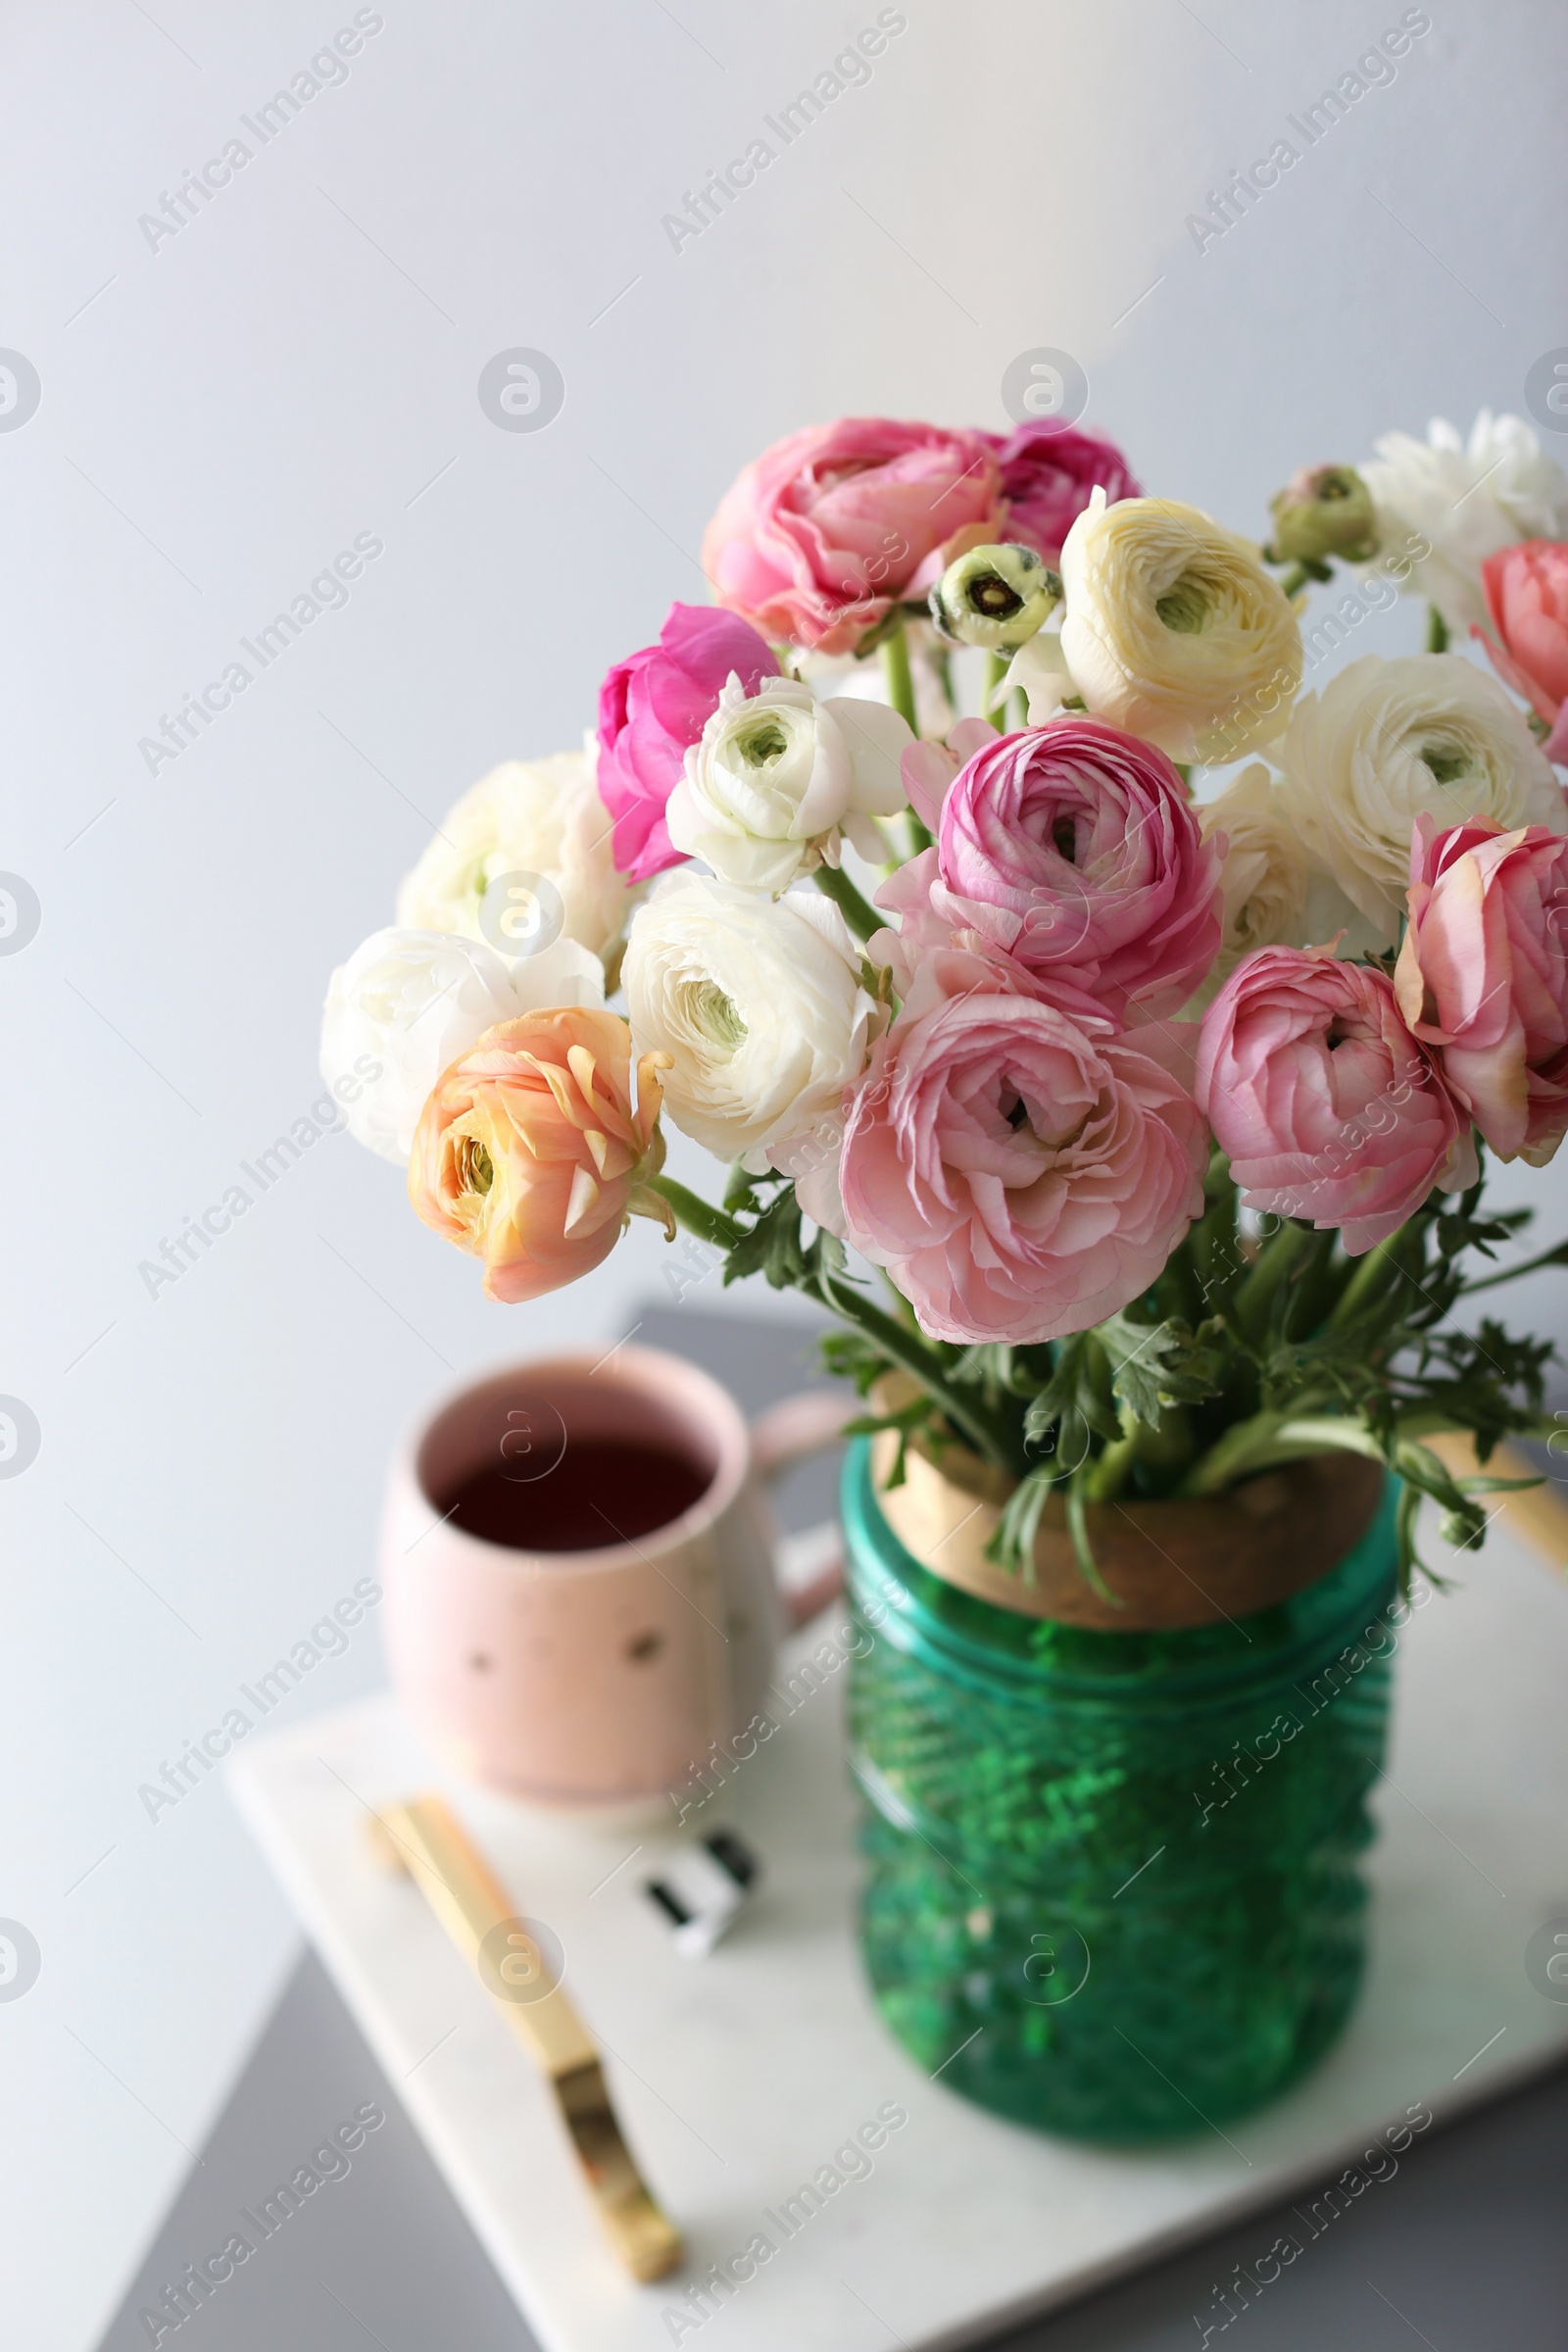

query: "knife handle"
(378, 1793), (683, 2282)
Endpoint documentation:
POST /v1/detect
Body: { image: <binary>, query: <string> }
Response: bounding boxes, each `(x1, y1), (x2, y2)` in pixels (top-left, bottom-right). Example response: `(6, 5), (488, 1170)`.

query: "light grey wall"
(3, 4), (1566, 2345)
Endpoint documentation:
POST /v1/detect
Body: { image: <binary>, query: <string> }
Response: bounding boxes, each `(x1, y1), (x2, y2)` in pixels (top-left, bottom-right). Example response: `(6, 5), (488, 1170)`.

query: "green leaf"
(1097, 1312), (1228, 1425)
(1021, 1337), (1087, 1451)
(722, 1161), (768, 1216)
(953, 1343), (1016, 1390)
(1065, 1467), (1120, 1605)
(1436, 1204), (1531, 1263)
(818, 1330), (891, 1395)
(841, 1395), (935, 1444)
(720, 1190), (848, 1295)
(812, 1228), (849, 1287)
(721, 1191), (807, 1289)
(1394, 1439), (1487, 1560)
(1394, 1479), (1425, 1597)
(986, 1468), (1054, 1578)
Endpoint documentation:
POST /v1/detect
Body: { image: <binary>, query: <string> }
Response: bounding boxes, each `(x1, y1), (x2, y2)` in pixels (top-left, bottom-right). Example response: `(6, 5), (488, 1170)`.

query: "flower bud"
(1266, 466), (1377, 565)
(928, 542), (1060, 649)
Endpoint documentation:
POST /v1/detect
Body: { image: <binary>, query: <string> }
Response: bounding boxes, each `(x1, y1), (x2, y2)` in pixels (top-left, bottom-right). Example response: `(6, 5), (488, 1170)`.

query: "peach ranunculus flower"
(1475, 541), (1568, 765)
(408, 1008), (671, 1302)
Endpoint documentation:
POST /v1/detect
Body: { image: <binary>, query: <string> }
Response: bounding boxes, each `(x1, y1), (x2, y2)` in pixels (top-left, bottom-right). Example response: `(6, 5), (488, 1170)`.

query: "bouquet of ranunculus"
(323, 407), (1568, 1586)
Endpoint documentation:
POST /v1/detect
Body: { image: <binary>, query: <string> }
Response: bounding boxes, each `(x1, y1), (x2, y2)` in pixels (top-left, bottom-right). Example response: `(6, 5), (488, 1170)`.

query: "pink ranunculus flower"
(899, 717), (997, 834)
(875, 717), (1223, 1024)
(701, 418), (1004, 657)
(985, 419), (1143, 566)
(1395, 815), (1568, 1165)
(1474, 541), (1568, 764)
(596, 603), (778, 881)
(808, 945), (1207, 1346)
(1196, 948), (1477, 1255)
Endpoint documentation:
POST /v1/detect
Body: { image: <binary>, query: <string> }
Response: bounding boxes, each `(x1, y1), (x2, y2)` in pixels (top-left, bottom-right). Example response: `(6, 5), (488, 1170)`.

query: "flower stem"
(1176, 1412), (1379, 1495)
(1426, 604), (1448, 654)
(648, 1172), (1017, 1471)
(931, 643), (955, 718)
(1085, 1433), (1137, 1501)
(983, 651), (1008, 730)
(645, 1176), (741, 1252)
(1232, 1218), (1311, 1342)
(1176, 1402), (1485, 1498)
(1461, 1239), (1568, 1297)
(881, 614), (918, 733)
(813, 862), (883, 943)
(816, 1267), (1019, 1469)
(1326, 1233), (1407, 1328)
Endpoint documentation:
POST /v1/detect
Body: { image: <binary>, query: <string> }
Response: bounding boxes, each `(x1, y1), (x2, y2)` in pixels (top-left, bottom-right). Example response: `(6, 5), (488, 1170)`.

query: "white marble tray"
(228, 1514), (1568, 2352)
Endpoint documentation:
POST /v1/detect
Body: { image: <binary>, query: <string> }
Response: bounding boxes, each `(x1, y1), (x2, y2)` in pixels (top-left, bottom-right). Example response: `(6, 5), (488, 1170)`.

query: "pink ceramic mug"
(380, 1346), (846, 1806)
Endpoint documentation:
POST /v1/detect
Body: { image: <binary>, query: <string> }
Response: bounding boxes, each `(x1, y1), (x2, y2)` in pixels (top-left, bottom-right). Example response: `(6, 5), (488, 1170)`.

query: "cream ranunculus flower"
(664, 675), (910, 893)
(320, 926), (605, 1163)
(396, 749), (634, 966)
(623, 869), (878, 1168)
(1002, 626), (1075, 725)
(1277, 653), (1567, 946)
(1196, 765), (1383, 989)
(1200, 765), (1311, 980)
(1057, 490), (1302, 763)
(1359, 411), (1568, 636)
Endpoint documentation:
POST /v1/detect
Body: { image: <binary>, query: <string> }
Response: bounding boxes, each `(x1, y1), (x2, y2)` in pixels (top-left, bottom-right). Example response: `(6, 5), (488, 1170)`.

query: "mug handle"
(748, 1391), (851, 1632)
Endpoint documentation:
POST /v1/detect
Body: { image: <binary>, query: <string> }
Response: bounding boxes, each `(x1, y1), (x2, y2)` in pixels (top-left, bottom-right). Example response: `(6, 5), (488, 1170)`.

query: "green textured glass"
(843, 1441), (1400, 2142)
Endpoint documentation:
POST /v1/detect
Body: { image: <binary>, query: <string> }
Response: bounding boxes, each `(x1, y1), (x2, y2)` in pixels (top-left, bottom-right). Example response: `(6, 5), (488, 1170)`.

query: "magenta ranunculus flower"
(596, 602), (778, 881)
(1196, 947), (1477, 1254)
(1395, 815), (1568, 1165)
(876, 717), (1222, 1024)
(1475, 540), (1568, 764)
(701, 418), (1004, 657)
(986, 420), (1143, 566)
(810, 945), (1207, 1346)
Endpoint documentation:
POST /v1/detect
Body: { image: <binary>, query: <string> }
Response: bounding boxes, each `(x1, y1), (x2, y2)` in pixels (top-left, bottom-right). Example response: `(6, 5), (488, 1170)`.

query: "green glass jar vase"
(843, 1432), (1400, 2142)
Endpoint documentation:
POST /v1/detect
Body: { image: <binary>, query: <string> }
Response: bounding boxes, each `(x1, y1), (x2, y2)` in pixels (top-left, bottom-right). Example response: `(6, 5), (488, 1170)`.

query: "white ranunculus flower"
(1004, 627), (1076, 725)
(396, 749), (634, 965)
(1298, 869), (1387, 963)
(623, 870), (877, 1168)
(1057, 491), (1302, 763)
(1359, 411), (1568, 636)
(1200, 764), (1311, 978)
(664, 675), (910, 892)
(1196, 765), (1381, 990)
(1277, 654), (1566, 946)
(320, 926), (605, 1163)
(1194, 766), (1382, 997)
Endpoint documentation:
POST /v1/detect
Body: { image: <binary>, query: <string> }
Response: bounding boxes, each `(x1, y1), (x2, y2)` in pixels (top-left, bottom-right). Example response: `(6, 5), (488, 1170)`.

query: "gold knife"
(375, 1792), (682, 2282)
